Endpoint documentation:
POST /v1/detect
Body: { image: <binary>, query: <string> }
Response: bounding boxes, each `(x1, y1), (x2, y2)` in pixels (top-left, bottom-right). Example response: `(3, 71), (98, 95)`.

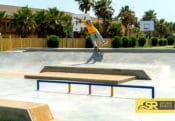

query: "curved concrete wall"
(0, 49), (174, 79)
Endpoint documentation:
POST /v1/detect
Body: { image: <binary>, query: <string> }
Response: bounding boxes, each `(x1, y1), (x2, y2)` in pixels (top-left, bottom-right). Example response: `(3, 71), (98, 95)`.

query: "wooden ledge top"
(25, 72), (136, 84)
(0, 99), (46, 109)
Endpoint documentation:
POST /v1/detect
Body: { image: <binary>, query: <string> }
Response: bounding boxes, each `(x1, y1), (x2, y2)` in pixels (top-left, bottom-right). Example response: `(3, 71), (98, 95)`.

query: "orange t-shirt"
(82, 20), (98, 34)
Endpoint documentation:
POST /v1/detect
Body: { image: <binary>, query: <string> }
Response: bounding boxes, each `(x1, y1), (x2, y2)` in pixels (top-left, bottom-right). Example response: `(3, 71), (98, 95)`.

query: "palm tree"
(117, 5), (137, 36)
(108, 23), (122, 37)
(0, 11), (8, 19)
(34, 10), (48, 37)
(93, 0), (114, 37)
(166, 22), (173, 35)
(0, 11), (8, 36)
(61, 14), (72, 37)
(12, 6), (36, 38)
(142, 10), (157, 22)
(34, 7), (72, 38)
(75, 0), (94, 14)
(155, 19), (171, 38)
(46, 7), (66, 36)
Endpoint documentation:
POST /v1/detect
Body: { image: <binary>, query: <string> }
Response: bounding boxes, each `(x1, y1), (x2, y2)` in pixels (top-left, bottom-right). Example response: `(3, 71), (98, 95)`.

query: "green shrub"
(158, 39), (163, 46)
(128, 36), (136, 47)
(47, 35), (60, 48)
(151, 37), (158, 46)
(167, 36), (174, 45)
(112, 36), (121, 48)
(85, 36), (93, 48)
(138, 37), (146, 46)
(121, 36), (129, 47)
(159, 38), (167, 46)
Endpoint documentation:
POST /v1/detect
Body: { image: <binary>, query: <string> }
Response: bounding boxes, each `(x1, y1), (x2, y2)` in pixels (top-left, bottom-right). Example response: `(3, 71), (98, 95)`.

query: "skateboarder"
(74, 17), (107, 50)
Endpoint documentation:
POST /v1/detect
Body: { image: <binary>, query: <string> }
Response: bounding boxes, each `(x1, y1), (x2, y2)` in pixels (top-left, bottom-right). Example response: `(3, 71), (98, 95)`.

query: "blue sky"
(0, 0), (175, 22)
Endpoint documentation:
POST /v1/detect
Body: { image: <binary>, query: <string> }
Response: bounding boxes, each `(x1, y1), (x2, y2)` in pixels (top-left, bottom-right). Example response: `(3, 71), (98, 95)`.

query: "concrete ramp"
(0, 48), (175, 80)
(0, 99), (61, 121)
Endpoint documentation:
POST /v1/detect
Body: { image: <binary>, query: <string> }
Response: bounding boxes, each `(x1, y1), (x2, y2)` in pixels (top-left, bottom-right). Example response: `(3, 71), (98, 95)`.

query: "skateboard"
(94, 47), (103, 55)
(94, 47), (100, 52)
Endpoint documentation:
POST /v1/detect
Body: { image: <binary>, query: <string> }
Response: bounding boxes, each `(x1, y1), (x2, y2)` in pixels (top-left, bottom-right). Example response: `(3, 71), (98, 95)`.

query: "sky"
(0, 0), (175, 22)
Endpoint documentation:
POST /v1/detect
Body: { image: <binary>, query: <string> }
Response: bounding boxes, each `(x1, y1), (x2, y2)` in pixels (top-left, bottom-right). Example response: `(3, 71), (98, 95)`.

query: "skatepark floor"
(0, 49), (175, 121)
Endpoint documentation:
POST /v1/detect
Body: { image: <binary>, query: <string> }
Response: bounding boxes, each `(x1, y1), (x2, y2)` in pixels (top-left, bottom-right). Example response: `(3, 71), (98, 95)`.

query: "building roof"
(0, 4), (73, 16)
(0, 4), (41, 15)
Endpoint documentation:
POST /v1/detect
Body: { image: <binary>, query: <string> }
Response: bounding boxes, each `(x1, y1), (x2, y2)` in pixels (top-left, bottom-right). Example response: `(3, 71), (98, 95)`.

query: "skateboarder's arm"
(73, 17), (86, 23)
(91, 20), (96, 24)
(73, 17), (95, 23)
(73, 17), (81, 20)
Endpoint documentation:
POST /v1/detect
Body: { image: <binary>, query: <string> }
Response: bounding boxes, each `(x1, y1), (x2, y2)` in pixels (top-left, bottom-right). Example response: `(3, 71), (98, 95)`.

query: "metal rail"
(37, 80), (155, 98)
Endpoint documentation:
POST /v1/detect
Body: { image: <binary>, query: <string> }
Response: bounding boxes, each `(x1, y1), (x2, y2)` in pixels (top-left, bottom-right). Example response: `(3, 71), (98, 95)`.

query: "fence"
(0, 38), (47, 51)
(0, 38), (112, 51)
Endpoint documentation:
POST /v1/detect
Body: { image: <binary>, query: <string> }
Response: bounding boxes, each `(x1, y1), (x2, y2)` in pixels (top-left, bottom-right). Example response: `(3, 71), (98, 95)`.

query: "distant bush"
(167, 36), (174, 45)
(121, 36), (129, 47)
(159, 38), (167, 46)
(85, 36), (93, 48)
(47, 35), (60, 48)
(151, 37), (158, 46)
(128, 36), (136, 47)
(112, 36), (121, 48)
(138, 37), (146, 46)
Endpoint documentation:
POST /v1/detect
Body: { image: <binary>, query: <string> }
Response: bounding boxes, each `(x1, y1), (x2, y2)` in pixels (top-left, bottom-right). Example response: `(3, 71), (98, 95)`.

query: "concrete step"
(0, 99), (59, 121)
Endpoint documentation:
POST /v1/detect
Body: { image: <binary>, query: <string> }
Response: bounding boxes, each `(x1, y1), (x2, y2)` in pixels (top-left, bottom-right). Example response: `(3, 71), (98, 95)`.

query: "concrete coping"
(13, 48), (175, 53)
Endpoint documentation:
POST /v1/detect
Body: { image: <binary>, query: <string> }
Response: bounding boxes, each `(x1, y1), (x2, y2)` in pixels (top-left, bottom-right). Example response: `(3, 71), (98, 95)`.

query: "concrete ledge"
(0, 99), (61, 121)
(40, 66), (151, 80)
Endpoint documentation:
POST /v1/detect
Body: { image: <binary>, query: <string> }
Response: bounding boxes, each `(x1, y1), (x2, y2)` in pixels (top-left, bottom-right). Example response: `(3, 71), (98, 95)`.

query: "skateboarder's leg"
(90, 33), (98, 48)
(95, 32), (105, 44)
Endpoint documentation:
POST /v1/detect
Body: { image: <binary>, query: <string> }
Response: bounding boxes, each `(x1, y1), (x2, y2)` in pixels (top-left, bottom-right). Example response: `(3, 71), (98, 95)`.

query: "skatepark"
(0, 48), (175, 121)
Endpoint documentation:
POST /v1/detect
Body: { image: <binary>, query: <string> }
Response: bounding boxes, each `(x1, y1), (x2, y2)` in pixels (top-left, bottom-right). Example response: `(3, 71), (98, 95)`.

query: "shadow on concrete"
(70, 51), (103, 66)
(85, 51), (104, 64)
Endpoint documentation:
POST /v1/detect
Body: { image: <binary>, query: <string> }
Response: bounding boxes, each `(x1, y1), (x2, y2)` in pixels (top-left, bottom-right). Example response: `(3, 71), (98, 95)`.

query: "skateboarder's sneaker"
(102, 41), (108, 46)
